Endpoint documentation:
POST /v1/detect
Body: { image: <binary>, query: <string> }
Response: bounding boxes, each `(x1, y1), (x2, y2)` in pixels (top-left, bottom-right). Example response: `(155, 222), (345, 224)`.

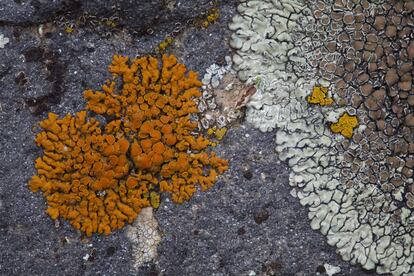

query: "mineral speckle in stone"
(230, 0), (414, 274)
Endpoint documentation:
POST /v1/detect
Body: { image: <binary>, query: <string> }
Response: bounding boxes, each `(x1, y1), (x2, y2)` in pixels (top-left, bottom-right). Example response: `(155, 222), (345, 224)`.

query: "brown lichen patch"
(29, 54), (228, 236)
(308, 0), (414, 235)
(54, 9), (122, 39)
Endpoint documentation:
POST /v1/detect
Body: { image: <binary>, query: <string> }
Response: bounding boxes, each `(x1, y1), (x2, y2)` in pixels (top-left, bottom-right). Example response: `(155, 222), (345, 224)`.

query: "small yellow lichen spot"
(105, 20), (117, 28)
(201, 7), (220, 28)
(207, 127), (227, 140)
(207, 126), (217, 136)
(65, 27), (74, 33)
(330, 113), (358, 139)
(156, 37), (174, 53)
(150, 191), (160, 209)
(307, 86), (333, 106)
(214, 127), (227, 140)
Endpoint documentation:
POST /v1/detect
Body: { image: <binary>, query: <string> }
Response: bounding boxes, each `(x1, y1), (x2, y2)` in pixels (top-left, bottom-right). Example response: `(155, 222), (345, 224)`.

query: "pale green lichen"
(229, 0), (414, 275)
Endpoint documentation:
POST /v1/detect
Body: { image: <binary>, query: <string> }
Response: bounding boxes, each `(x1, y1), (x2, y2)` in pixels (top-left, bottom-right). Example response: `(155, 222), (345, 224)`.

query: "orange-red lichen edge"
(29, 54), (229, 237)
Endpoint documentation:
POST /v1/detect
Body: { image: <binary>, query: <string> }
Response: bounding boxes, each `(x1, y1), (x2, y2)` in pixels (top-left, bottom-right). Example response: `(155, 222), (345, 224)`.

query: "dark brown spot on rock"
(14, 71), (27, 86)
(351, 94), (363, 108)
(23, 47), (45, 62)
(343, 12), (354, 24)
(366, 33), (378, 43)
(338, 32), (350, 42)
(353, 40), (364, 50)
(243, 170), (253, 180)
(326, 41), (337, 52)
(408, 95), (414, 106)
(254, 208), (269, 224)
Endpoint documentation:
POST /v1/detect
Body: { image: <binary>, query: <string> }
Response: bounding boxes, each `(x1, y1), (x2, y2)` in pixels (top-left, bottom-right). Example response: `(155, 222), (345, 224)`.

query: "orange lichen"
(307, 85), (333, 106)
(29, 54), (228, 236)
(330, 112), (358, 139)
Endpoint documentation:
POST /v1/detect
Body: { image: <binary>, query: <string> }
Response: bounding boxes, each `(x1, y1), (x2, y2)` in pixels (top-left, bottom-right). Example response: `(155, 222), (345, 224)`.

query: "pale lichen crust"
(126, 207), (161, 269)
(230, 0), (414, 275)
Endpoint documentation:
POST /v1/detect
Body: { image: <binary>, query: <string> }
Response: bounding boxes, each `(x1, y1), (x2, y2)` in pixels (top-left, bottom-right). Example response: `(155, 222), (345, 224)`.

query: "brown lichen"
(29, 54), (228, 236)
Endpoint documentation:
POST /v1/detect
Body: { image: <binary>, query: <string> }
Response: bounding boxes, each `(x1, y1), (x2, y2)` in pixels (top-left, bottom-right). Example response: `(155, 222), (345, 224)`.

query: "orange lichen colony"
(29, 54), (228, 236)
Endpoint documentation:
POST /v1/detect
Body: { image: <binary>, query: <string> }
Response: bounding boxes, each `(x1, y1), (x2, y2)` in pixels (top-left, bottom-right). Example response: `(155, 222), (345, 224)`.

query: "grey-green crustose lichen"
(229, 0), (414, 275)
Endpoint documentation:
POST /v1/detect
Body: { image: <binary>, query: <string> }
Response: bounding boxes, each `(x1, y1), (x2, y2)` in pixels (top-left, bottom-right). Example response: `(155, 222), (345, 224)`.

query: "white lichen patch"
(0, 33), (10, 48)
(229, 0), (315, 132)
(202, 56), (233, 88)
(126, 207), (161, 269)
(229, 0), (414, 275)
(324, 263), (341, 276)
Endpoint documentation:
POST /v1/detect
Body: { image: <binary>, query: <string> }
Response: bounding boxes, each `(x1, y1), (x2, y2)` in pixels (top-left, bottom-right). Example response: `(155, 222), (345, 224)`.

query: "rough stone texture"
(0, 0), (385, 276)
(156, 126), (372, 276)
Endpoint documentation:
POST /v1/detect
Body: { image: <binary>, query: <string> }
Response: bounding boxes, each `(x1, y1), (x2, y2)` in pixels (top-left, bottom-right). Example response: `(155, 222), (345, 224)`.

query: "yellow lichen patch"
(156, 36), (174, 53)
(214, 127), (227, 140)
(104, 19), (118, 28)
(330, 112), (358, 139)
(307, 86), (333, 106)
(207, 126), (227, 141)
(201, 7), (220, 28)
(150, 191), (160, 209)
(65, 27), (74, 33)
(30, 54), (228, 236)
